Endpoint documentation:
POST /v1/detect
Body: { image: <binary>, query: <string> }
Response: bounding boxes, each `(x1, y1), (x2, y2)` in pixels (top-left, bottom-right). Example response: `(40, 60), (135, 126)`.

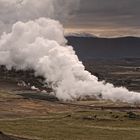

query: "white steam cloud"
(0, 0), (80, 35)
(0, 0), (140, 103)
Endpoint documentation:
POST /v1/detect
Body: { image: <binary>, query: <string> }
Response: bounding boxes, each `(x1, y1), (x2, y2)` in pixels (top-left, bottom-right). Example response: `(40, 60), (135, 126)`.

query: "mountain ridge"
(66, 35), (140, 59)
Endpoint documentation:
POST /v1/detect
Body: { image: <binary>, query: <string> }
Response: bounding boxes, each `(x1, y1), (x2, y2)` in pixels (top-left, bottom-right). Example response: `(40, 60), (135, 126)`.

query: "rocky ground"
(84, 58), (140, 92)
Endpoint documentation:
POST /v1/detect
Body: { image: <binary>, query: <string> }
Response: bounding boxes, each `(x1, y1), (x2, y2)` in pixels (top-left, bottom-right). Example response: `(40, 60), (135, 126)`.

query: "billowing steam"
(0, 0), (80, 35)
(0, 0), (140, 103)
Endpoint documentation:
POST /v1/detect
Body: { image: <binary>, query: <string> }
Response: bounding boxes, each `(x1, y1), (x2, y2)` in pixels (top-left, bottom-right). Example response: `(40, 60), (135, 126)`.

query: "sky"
(0, 0), (139, 38)
(65, 0), (140, 37)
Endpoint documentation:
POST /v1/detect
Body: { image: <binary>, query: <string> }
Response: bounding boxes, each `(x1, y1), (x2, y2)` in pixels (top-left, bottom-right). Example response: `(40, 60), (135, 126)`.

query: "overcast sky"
(65, 0), (140, 37)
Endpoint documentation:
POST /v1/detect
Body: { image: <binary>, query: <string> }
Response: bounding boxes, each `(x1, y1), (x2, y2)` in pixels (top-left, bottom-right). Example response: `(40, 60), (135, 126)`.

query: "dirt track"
(0, 131), (30, 140)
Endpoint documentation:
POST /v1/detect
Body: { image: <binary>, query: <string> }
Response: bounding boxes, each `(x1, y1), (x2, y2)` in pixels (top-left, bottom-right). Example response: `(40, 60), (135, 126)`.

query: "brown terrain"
(0, 58), (140, 140)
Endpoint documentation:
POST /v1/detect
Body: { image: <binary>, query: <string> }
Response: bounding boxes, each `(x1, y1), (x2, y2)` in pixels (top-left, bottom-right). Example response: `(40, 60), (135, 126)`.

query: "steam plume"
(0, 0), (140, 103)
(0, 0), (80, 35)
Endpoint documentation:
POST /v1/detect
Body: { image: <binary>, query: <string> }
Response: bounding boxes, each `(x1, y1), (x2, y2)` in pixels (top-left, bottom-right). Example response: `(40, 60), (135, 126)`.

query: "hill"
(66, 35), (140, 60)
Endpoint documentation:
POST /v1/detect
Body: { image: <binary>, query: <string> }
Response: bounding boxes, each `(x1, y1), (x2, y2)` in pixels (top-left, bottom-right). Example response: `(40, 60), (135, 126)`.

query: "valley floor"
(0, 58), (140, 140)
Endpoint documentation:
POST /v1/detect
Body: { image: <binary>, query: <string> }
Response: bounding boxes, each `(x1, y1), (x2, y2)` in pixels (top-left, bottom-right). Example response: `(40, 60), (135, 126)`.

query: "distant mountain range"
(66, 34), (140, 60)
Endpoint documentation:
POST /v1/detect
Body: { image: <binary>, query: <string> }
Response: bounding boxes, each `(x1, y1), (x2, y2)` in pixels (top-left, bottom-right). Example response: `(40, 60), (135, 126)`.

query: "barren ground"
(0, 59), (140, 140)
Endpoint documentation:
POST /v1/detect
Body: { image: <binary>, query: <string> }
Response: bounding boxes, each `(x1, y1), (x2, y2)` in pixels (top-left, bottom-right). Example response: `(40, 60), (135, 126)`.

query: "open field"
(0, 87), (140, 140)
(0, 59), (140, 140)
(0, 98), (140, 140)
(1, 110), (140, 140)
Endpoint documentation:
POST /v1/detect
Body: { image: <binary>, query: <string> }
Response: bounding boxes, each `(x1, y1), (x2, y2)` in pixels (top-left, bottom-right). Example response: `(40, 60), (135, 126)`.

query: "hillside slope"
(66, 36), (140, 59)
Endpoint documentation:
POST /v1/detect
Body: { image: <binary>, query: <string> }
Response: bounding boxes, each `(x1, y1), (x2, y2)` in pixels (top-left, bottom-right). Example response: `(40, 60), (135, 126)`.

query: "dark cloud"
(66, 0), (140, 37)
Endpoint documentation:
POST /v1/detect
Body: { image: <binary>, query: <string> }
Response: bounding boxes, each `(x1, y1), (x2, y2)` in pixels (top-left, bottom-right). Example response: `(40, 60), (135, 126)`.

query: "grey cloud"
(0, 0), (80, 34)
(69, 0), (140, 30)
